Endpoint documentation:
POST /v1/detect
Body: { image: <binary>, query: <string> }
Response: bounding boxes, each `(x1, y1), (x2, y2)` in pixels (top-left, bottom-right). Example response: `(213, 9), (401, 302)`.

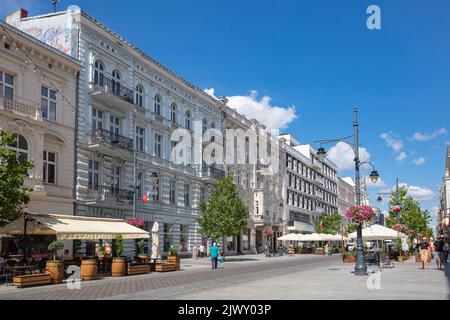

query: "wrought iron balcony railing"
(201, 164), (226, 179)
(87, 185), (133, 203)
(92, 73), (134, 105)
(91, 128), (134, 152)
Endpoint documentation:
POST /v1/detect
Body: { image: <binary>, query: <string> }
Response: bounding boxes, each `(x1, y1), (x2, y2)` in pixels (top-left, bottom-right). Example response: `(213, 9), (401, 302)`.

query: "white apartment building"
(279, 134), (339, 235)
(338, 176), (356, 219)
(0, 18), (81, 253)
(223, 103), (285, 253)
(7, 6), (225, 257)
(438, 147), (450, 238)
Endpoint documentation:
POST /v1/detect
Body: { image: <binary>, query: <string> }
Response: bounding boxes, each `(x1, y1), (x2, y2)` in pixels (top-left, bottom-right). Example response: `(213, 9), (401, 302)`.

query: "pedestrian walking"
(210, 243), (219, 270)
(419, 237), (430, 270)
(443, 240), (449, 264)
(434, 237), (445, 270)
(199, 244), (205, 258)
(192, 244), (199, 260)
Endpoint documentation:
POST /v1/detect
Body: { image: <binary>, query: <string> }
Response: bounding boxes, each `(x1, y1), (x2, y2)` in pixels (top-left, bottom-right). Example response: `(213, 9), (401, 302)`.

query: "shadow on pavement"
(444, 262), (450, 300)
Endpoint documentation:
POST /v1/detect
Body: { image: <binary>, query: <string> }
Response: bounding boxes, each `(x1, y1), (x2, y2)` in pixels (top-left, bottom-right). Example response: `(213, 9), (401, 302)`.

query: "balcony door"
(111, 166), (121, 194)
(110, 115), (121, 142)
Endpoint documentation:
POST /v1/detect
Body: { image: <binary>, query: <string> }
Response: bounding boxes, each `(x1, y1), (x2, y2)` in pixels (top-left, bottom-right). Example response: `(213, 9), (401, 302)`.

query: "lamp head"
(317, 147), (327, 161)
(369, 170), (379, 184)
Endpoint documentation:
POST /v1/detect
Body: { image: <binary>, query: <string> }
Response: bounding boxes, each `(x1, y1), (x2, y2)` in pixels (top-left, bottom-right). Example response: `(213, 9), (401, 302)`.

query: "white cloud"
(396, 183), (435, 201)
(226, 91), (297, 130)
(412, 128), (447, 141)
(204, 88), (217, 99)
(396, 152), (407, 162)
(380, 132), (403, 152)
(326, 142), (370, 172)
(365, 176), (386, 188)
(412, 157), (426, 165)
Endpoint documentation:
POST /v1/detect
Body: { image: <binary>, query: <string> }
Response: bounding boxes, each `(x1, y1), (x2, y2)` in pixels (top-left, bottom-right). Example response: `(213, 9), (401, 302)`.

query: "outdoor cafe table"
(6, 265), (38, 276)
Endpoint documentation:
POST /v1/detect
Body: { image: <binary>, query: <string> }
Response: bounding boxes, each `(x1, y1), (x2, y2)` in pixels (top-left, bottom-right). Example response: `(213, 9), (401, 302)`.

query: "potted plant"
(45, 241), (64, 284)
(136, 240), (148, 262)
(167, 245), (180, 271)
(342, 251), (356, 263)
(112, 235), (125, 277)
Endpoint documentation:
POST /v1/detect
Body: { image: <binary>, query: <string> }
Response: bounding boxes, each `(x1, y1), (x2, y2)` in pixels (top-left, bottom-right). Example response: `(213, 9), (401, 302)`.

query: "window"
(88, 160), (99, 190)
(135, 84), (144, 107)
(93, 60), (105, 86)
(180, 225), (188, 252)
(163, 224), (174, 252)
(202, 119), (207, 135)
(0, 71), (14, 100)
(111, 166), (120, 193)
(43, 151), (56, 184)
(135, 126), (145, 152)
(151, 176), (160, 202)
(112, 69), (121, 95)
(137, 171), (143, 198)
(185, 111), (191, 130)
(169, 180), (176, 205)
(8, 134), (28, 163)
(155, 133), (162, 157)
(184, 183), (190, 207)
(92, 108), (103, 130)
(242, 229), (251, 251)
(200, 187), (206, 202)
(170, 103), (177, 123)
(110, 115), (120, 135)
(41, 86), (57, 121)
(154, 94), (162, 116)
(227, 236), (235, 251)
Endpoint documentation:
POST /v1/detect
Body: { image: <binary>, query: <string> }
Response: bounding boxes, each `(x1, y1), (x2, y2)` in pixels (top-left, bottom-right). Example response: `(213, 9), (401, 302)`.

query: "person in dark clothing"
(434, 237), (445, 270)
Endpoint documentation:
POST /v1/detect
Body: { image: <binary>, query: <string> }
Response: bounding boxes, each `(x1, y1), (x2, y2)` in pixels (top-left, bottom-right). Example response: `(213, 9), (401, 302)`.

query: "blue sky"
(2, 0), (449, 226)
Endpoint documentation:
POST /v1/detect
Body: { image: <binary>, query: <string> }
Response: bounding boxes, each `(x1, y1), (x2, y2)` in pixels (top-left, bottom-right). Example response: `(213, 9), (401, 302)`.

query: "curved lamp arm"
(359, 160), (377, 171)
(314, 135), (356, 154)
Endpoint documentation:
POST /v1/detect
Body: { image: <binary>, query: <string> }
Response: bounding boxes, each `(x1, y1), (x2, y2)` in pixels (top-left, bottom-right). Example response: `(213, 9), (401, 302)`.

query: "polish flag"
(142, 190), (151, 203)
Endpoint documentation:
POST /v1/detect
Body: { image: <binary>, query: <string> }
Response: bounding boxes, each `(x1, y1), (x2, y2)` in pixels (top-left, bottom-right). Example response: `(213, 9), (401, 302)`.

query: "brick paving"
(0, 254), (334, 300)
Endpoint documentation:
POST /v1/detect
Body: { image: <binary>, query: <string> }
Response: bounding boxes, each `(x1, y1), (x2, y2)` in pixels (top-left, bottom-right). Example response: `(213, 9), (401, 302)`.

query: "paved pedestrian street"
(0, 254), (448, 300)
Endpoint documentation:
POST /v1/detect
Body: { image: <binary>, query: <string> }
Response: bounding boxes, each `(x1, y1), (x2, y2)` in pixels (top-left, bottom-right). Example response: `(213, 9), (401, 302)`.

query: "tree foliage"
(197, 175), (248, 241)
(0, 132), (34, 227)
(386, 186), (430, 238)
(314, 212), (342, 234)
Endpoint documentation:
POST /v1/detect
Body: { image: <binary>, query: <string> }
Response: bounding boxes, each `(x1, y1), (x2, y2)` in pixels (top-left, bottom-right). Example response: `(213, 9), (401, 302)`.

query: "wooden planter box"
(13, 274), (52, 288)
(167, 255), (180, 271)
(155, 262), (176, 272)
(127, 264), (151, 276)
(342, 255), (356, 263)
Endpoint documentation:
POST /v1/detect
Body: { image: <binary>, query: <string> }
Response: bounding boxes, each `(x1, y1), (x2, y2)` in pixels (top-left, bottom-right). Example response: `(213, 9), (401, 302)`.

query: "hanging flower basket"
(262, 227), (273, 237)
(126, 217), (146, 230)
(391, 205), (402, 213)
(392, 224), (408, 234)
(345, 205), (375, 224)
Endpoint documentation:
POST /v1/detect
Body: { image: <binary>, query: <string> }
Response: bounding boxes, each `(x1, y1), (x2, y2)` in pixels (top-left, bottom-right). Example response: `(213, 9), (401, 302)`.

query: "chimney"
(6, 9), (28, 27)
(218, 96), (228, 105)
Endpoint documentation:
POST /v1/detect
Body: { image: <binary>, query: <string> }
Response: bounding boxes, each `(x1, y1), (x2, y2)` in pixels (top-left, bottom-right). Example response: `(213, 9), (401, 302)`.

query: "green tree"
(386, 186), (431, 239)
(345, 223), (357, 235)
(314, 212), (342, 234)
(197, 175), (248, 241)
(0, 132), (34, 227)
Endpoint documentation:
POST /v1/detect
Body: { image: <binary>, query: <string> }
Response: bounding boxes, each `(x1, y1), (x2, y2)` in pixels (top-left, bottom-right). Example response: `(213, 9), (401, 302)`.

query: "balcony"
(198, 165), (226, 182)
(90, 75), (135, 112)
(310, 176), (324, 186)
(311, 192), (324, 200)
(0, 96), (41, 121)
(87, 186), (133, 204)
(89, 129), (134, 158)
(311, 161), (322, 171)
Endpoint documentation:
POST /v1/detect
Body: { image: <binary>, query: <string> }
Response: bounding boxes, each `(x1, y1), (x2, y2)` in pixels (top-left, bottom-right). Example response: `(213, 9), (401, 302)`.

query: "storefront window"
(227, 236), (235, 251)
(163, 223), (174, 252)
(180, 225), (188, 252)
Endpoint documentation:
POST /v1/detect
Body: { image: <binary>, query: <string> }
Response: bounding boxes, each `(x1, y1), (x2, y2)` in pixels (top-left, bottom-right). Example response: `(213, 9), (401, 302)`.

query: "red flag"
(320, 221), (323, 230)
(142, 190), (151, 203)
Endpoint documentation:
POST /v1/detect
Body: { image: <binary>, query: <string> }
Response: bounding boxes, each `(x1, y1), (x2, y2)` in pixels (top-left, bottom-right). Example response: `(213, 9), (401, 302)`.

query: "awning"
(0, 213), (149, 240)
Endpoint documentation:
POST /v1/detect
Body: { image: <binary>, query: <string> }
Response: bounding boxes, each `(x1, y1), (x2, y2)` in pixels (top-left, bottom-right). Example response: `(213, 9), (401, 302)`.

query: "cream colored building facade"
(0, 20), (80, 217)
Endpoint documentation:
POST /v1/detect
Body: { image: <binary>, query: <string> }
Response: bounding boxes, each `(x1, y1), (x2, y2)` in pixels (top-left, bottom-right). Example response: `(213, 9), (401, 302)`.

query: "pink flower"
(345, 205), (375, 224)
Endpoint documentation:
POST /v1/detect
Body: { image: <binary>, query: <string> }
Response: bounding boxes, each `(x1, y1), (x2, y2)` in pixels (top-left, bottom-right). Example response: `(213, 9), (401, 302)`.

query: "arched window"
(170, 103), (177, 123)
(202, 119), (207, 134)
(154, 94), (162, 116)
(185, 111), (191, 130)
(135, 84), (144, 107)
(8, 133), (28, 163)
(112, 69), (121, 95)
(93, 60), (105, 86)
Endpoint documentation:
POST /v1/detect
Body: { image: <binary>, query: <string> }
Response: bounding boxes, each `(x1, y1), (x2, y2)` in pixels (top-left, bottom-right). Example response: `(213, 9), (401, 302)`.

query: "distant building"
(438, 147), (450, 238)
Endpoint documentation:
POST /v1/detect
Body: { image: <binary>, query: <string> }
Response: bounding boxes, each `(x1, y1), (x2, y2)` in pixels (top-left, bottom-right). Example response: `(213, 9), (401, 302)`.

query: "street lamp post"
(315, 108), (380, 276)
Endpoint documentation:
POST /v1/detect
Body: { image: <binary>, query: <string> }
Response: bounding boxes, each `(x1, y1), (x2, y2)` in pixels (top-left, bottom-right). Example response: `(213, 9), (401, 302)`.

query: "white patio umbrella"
(348, 224), (407, 241)
(277, 233), (299, 241)
(302, 233), (326, 241)
(151, 221), (160, 261)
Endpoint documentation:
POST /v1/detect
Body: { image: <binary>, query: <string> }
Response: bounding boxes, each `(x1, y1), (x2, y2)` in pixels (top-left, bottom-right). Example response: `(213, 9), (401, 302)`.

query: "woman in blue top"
(210, 243), (219, 270)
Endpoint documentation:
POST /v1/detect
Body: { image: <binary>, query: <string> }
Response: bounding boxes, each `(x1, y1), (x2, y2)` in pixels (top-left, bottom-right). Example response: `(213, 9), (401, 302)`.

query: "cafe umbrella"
(151, 221), (160, 262)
